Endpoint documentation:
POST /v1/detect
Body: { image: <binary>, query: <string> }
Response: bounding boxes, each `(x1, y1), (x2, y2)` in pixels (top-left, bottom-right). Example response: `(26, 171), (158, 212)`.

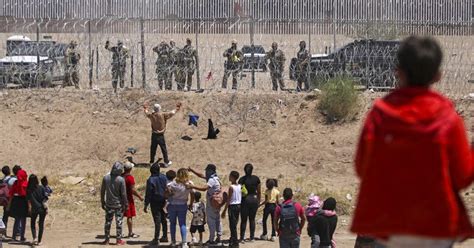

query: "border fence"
(0, 0), (472, 91)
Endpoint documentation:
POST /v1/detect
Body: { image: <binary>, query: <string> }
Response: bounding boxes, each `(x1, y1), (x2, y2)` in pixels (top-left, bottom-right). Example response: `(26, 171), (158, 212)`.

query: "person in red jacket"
(351, 36), (473, 247)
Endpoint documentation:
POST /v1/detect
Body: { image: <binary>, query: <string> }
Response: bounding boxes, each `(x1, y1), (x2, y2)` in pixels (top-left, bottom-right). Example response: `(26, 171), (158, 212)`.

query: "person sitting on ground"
(190, 191), (206, 245)
(167, 168), (195, 248)
(122, 162), (143, 239)
(188, 164), (223, 245)
(259, 178), (280, 242)
(100, 162), (128, 246)
(144, 163), (168, 246)
(352, 36), (474, 247)
(221, 171), (242, 247)
(274, 188), (305, 248)
(26, 174), (48, 246)
(306, 196), (338, 248)
(144, 102), (182, 167)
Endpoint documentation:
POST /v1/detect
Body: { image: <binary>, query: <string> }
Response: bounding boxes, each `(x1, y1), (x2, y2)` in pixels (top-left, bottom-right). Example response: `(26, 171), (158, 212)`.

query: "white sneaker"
(164, 161), (173, 168)
(191, 237), (197, 244)
(171, 241), (177, 247)
(182, 243), (189, 248)
(271, 236), (276, 242)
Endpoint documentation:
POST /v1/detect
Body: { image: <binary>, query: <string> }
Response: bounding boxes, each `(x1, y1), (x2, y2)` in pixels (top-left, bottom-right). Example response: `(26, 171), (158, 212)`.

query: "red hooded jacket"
(351, 87), (473, 238)
(10, 169), (28, 197)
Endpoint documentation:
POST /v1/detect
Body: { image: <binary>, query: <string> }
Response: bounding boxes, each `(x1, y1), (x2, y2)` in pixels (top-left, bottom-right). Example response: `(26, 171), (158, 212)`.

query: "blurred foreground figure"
(222, 40), (243, 90)
(265, 42), (286, 91)
(105, 40), (129, 93)
(64, 40), (81, 89)
(352, 36), (473, 247)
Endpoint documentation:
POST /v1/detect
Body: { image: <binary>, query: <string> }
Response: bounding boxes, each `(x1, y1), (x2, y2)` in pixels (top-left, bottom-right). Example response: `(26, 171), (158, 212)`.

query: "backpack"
(279, 202), (300, 238)
(210, 179), (228, 209)
(0, 182), (10, 207)
(211, 186), (228, 209)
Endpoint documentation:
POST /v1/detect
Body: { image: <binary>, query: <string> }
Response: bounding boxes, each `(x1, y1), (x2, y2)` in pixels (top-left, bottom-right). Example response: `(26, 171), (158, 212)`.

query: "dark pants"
(160, 207), (168, 239)
(13, 217), (26, 239)
(279, 236), (300, 248)
(228, 204), (240, 245)
(31, 211), (46, 243)
(240, 195), (258, 240)
(151, 202), (164, 241)
(150, 133), (169, 164)
(262, 203), (277, 237)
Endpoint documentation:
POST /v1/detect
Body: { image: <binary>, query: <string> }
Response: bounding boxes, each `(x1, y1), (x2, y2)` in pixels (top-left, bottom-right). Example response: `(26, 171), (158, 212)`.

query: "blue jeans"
(13, 217), (26, 239)
(279, 236), (300, 248)
(168, 204), (188, 243)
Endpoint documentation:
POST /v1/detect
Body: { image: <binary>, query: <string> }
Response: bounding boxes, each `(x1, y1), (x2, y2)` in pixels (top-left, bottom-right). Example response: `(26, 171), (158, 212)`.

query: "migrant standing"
(143, 101), (182, 167)
(144, 163), (168, 246)
(100, 162), (128, 245)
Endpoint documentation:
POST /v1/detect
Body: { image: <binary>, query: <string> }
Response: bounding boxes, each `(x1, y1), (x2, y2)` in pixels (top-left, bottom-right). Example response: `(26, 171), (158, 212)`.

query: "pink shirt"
(275, 199), (305, 236)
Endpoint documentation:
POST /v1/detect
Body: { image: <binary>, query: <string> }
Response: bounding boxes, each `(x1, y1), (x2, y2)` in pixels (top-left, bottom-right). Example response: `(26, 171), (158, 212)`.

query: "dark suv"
(241, 45), (267, 72)
(290, 39), (400, 89)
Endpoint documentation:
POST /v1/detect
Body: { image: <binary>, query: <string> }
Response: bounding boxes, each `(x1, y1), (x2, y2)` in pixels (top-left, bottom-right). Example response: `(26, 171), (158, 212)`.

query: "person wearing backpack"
(188, 164), (223, 245)
(144, 162), (168, 246)
(274, 188), (305, 248)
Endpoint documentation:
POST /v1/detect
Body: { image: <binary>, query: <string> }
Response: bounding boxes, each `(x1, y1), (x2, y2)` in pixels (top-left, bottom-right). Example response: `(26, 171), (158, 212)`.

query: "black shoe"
(149, 239), (159, 246)
(159, 237), (168, 243)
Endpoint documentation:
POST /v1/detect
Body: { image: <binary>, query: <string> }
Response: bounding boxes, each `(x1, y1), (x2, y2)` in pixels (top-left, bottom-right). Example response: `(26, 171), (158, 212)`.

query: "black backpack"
(279, 202), (300, 238)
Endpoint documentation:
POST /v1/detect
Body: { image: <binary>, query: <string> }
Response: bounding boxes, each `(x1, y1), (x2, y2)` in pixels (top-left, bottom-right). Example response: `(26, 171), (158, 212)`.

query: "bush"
(318, 76), (359, 123)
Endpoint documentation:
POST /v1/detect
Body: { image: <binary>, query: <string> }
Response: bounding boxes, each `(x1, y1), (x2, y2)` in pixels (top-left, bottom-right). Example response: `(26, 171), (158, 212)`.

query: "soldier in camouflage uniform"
(265, 42), (286, 91)
(295, 40), (310, 92)
(182, 38), (198, 91)
(174, 46), (187, 91)
(64, 40), (81, 89)
(168, 40), (178, 90)
(153, 41), (172, 90)
(222, 40), (243, 90)
(105, 40), (129, 93)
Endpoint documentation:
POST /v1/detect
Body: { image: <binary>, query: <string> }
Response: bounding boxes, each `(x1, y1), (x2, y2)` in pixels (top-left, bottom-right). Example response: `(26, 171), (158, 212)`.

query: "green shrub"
(318, 76), (359, 123)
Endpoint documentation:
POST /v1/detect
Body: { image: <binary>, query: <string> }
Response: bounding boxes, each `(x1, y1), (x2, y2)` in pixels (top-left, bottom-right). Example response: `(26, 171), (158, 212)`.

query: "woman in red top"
(122, 162), (143, 239)
(352, 36), (473, 247)
(8, 168), (28, 242)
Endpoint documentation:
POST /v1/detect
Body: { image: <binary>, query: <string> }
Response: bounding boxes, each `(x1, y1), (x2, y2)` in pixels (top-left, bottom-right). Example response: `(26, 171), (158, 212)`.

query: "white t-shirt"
(229, 184), (242, 205)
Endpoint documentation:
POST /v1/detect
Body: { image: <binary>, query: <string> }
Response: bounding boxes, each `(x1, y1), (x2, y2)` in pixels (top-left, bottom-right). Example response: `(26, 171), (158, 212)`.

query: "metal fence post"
(140, 18), (146, 89)
(36, 21), (40, 88)
(131, 55), (134, 87)
(88, 20), (93, 89)
(250, 18), (255, 89)
(195, 21), (201, 90)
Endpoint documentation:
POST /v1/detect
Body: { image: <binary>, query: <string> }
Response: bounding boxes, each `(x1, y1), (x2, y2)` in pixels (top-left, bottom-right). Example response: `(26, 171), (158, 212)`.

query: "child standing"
(160, 169), (176, 243)
(190, 191), (206, 245)
(352, 36), (473, 246)
(259, 179), (279, 241)
(221, 171), (242, 247)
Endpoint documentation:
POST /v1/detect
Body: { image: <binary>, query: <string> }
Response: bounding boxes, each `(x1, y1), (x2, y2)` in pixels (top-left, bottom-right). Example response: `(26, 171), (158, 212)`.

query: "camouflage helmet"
(231, 39), (237, 45)
(69, 40), (78, 47)
(271, 42), (278, 49)
(186, 38), (192, 44)
(299, 40), (306, 48)
(117, 40), (123, 46)
(170, 39), (176, 46)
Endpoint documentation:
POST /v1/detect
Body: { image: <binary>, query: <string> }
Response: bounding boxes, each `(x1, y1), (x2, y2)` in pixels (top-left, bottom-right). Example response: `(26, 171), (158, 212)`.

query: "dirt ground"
(0, 86), (473, 248)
